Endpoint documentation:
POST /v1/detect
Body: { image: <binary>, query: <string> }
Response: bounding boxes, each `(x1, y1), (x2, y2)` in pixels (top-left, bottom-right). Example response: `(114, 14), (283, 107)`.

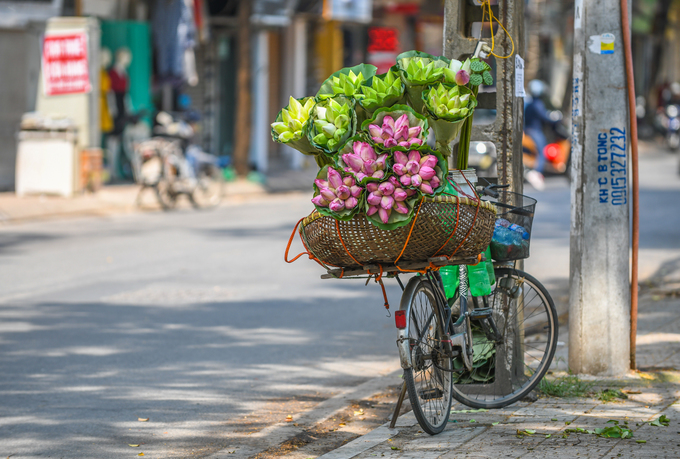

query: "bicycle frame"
(395, 268), (472, 372)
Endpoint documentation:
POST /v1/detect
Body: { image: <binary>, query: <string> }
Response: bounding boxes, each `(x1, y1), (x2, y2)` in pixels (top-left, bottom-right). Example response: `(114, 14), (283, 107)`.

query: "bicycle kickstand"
(389, 382), (408, 429)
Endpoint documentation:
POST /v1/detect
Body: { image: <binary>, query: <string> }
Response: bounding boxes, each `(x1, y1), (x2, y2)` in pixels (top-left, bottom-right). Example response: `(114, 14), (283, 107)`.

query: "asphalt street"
(0, 143), (678, 458)
(0, 195), (403, 458)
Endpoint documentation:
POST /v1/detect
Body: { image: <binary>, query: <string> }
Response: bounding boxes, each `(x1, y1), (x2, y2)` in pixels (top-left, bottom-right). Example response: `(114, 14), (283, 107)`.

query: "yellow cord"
(481, 1), (515, 59)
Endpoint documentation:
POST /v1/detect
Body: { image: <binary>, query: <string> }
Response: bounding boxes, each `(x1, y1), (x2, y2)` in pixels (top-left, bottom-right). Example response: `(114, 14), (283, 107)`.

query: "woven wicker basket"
(300, 196), (497, 269)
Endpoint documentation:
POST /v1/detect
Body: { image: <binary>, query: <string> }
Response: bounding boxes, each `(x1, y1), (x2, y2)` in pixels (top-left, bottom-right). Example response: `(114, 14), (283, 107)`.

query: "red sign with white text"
(42, 32), (91, 96)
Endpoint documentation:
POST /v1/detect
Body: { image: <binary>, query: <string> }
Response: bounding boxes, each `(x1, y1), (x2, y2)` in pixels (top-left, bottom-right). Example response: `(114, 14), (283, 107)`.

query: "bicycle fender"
(395, 276), (422, 370)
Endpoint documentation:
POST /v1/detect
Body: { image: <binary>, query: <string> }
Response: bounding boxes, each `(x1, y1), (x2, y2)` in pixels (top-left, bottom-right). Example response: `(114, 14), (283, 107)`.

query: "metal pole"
(620, 0), (639, 371)
(569, 0), (631, 376)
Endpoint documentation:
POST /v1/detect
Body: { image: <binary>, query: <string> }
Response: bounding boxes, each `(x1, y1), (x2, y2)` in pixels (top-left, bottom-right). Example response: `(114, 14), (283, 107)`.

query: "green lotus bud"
(333, 128), (346, 141)
(271, 96), (317, 144)
(313, 133), (328, 145)
(322, 123), (337, 137)
(272, 122), (288, 134)
(334, 114), (348, 128)
(460, 108), (469, 117)
(279, 131), (295, 142)
(327, 139), (338, 150)
(314, 119), (328, 130)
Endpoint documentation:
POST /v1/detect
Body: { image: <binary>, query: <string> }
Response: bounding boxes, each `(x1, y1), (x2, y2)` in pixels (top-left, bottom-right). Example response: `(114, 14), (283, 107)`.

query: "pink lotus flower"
(312, 167), (364, 211)
(455, 69), (470, 86)
(392, 150), (441, 195)
(365, 176), (416, 224)
(368, 114), (425, 149)
(341, 141), (387, 182)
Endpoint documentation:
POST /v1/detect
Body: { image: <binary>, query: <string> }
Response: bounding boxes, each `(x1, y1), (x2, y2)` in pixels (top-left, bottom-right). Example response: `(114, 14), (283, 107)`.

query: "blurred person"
(524, 80), (557, 190)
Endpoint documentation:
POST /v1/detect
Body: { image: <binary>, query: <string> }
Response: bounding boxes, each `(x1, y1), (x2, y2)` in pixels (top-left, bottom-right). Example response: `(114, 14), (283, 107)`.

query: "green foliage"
(596, 388), (628, 403)
(538, 375), (594, 398)
(564, 420), (634, 439)
(649, 415), (670, 427)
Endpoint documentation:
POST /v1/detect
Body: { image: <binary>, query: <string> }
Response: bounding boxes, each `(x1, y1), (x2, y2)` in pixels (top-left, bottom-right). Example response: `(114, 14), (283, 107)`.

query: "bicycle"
(133, 136), (224, 210)
(389, 184), (558, 435)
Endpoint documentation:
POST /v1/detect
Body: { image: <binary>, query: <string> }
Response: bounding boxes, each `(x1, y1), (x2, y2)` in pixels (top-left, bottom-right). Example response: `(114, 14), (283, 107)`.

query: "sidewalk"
(0, 179), (273, 224)
(302, 286), (680, 459)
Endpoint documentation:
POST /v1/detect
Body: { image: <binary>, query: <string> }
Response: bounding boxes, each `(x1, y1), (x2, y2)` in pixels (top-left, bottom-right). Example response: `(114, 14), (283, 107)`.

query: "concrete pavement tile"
(509, 402), (599, 417)
(392, 411), (418, 427)
(515, 435), (621, 458)
(317, 426), (398, 459)
(583, 403), (663, 420)
(607, 422), (680, 457)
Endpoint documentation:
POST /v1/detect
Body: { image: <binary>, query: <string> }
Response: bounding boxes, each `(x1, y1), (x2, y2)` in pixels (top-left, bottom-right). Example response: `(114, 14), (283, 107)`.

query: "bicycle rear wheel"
(190, 164), (225, 209)
(450, 268), (558, 409)
(402, 277), (453, 434)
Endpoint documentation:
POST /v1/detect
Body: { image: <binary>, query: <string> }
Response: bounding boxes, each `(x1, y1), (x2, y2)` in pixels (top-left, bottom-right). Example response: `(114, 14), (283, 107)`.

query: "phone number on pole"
(596, 128), (627, 206)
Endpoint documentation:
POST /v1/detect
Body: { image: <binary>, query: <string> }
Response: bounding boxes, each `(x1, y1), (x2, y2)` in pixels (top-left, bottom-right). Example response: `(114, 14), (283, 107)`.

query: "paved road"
(0, 195), (403, 458)
(1, 143), (678, 458)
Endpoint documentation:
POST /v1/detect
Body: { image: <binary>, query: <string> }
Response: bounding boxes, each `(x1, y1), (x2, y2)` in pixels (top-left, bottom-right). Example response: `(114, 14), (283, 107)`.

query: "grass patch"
(538, 375), (594, 398)
(596, 388), (628, 403)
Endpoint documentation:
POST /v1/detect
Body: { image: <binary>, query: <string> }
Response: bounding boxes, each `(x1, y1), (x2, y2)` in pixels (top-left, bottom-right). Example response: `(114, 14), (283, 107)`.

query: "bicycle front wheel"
(402, 277), (453, 434)
(450, 268), (558, 409)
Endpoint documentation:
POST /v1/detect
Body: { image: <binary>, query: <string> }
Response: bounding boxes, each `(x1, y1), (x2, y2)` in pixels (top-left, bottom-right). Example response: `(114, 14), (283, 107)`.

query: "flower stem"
(456, 86), (479, 170)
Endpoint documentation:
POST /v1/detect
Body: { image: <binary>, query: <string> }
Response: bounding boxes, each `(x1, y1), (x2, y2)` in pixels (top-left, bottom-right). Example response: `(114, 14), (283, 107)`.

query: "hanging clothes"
(100, 69), (114, 134)
(152, 0), (197, 80)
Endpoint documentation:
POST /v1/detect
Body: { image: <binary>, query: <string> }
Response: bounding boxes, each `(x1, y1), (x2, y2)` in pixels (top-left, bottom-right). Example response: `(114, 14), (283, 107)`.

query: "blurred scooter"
(523, 114), (571, 178)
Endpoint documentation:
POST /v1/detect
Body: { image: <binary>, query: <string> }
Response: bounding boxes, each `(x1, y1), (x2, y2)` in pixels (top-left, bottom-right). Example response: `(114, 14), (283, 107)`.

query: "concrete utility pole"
(569, 0), (631, 375)
(443, 0), (524, 194)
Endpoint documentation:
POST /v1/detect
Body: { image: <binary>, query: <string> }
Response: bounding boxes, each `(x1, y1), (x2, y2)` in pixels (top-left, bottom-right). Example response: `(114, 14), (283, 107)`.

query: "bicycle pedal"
(419, 388), (443, 400)
(469, 308), (493, 320)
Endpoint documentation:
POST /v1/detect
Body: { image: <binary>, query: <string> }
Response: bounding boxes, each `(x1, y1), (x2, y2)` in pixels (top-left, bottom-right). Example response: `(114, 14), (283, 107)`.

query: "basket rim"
(302, 195), (497, 228)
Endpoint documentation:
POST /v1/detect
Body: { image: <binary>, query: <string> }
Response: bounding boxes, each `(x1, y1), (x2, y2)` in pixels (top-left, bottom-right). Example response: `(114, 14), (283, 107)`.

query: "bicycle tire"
(450, 268), (558, 409)
(190, 164), (225, 209)
(402, 277), (453, 434)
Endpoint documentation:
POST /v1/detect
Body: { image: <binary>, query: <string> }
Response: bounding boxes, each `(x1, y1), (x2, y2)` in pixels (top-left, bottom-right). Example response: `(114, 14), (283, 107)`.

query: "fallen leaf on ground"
(138, 454), (144, 456)
(650, 415), (670, 427)
(286, 415), (293, 422)
(516, 429), (536, 437)
(339, 423), (346, 427)
(128, 444), (140, 447)
(391, 446), (400, 450)
(636, 440), (646, 443)
(622, 390), (642, 394)
(138, 418), (149, 422)
(551, 418), (558, 421)
(545, 434), (551, 438)
(470, 419), (476, 423)
(492, 422), (500, 426)
(354, 409), (364, 416)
